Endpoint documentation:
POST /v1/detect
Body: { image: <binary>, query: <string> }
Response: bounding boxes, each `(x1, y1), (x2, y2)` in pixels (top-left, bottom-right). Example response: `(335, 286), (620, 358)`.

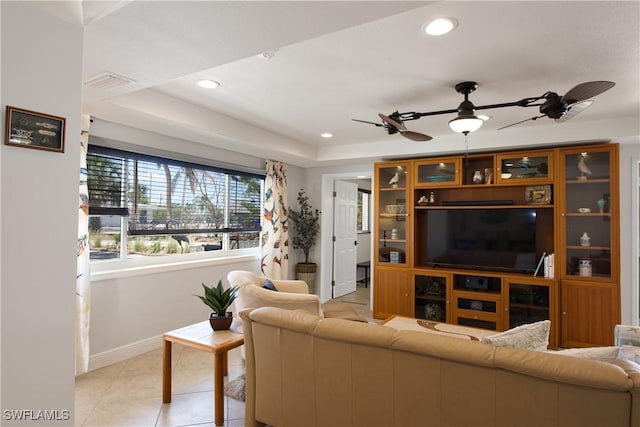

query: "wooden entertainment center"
(373, 142), (620, 348)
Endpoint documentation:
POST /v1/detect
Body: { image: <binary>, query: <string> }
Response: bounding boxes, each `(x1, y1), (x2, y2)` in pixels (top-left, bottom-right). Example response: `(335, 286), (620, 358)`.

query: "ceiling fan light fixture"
(449, 115), (484, 134)
(423, 18), (458, 36)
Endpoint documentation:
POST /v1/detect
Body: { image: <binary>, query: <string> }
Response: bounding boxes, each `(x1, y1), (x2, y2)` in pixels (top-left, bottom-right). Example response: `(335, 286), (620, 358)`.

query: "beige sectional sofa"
(240, 307), (640, 427)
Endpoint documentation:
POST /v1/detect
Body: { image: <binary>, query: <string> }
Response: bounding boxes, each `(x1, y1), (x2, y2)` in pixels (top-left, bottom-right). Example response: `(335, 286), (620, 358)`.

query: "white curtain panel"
(76, 115), (91, 374)
(261, 160), (289, 279)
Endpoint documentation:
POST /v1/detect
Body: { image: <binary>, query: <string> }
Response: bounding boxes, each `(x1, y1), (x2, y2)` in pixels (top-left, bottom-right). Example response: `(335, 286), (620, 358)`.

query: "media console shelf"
(373, 143), (620, 348)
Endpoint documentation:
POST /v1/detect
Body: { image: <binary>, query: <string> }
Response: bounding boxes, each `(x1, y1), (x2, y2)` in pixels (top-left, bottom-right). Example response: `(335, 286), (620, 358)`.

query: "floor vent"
(83, 72), (136, 89)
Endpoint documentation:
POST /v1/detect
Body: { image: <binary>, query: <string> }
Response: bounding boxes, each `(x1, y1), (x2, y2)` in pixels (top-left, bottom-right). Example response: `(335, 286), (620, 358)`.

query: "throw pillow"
(480, 320), (550, 351)
(617, 345), (640, 364)
(552, 346), (620, 364)
(262, 278), (278, 291)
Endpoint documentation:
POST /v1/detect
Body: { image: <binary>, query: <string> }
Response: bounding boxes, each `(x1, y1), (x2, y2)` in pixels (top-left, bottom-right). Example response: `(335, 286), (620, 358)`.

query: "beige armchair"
(227, 270), (367, 323)
(228, 270), (322, 317)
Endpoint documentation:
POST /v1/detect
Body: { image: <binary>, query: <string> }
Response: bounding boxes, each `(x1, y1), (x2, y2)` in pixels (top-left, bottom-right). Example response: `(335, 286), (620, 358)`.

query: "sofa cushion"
(480, 320), (550, 351)
(262, 278), (278, 291)
(552, 346), (620, 363)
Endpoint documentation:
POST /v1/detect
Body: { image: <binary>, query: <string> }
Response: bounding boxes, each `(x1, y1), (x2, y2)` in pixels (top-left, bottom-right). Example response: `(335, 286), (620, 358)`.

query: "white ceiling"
(31, 1), (640, 167)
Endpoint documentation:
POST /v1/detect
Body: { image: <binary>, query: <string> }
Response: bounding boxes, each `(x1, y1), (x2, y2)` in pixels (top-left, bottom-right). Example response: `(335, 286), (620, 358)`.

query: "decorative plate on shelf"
(525, 185), (551, 205)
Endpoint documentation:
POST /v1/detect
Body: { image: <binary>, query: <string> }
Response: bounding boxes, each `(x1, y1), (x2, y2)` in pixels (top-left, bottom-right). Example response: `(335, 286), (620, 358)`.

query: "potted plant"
(194, 280), (239, 330)
(288, 189), (321, 291)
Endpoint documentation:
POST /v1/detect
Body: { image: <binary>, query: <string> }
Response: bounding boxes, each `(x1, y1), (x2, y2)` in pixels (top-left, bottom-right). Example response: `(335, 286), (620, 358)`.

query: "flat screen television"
(424, 208), (538, 274)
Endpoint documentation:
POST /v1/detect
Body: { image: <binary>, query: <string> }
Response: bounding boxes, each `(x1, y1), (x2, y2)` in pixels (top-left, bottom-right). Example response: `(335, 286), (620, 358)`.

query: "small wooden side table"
(162, 320), (244, 427)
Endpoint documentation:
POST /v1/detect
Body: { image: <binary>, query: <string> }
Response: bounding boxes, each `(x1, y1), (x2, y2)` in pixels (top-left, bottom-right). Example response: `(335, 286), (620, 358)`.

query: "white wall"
(1, 2), (82, 424)
(89, 258), (259, 363)
(619, 140), (640, 325)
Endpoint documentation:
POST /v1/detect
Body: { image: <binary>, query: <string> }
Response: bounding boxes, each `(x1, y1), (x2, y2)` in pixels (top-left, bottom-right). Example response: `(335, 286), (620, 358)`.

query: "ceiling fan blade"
(378, 113), (407, 131)
(401, 131), (432, 142)
(555, 100), (593, 123)
(352, 118), (384, 127)
(562, 81), (615, 103)
(378, 113), (431, 141)
(497, 114), (546, 130)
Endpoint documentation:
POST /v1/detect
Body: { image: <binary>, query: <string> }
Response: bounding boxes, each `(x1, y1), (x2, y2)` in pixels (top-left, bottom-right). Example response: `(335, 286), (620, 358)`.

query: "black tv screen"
(425, 208), (538, 273)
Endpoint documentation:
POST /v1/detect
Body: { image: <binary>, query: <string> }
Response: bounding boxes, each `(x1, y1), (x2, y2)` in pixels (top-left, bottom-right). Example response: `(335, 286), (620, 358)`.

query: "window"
(357, 189), (371, 233)
(87, 145), (264, 263)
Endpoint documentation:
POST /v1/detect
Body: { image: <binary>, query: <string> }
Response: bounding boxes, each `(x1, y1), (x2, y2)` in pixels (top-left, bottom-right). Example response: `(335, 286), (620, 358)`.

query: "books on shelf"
(534, 252), (554, 278)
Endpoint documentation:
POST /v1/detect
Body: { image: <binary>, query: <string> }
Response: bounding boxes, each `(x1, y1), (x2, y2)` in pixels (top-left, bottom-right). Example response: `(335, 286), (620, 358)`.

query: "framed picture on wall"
(5, 106), (66, 153)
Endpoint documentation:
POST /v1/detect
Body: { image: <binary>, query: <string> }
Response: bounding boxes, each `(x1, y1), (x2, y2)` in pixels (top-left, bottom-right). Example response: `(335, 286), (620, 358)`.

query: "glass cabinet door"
(560, 147), (615, 279)
(496, 151), (553, 184)
(506, 283), (551, 328)
(376, 162), (410, 265)
(413, 272), (450, 322)
(414, 158), (461, 187)
(504, 278), (557, 347)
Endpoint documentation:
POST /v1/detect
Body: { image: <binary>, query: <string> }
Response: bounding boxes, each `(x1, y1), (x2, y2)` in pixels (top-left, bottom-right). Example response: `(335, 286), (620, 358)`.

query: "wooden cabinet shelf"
(558, 145), (619, 347)
(566, 245), (610, 250)
(415, 204), (553, 210)
(416, 295), (446, 302)
(379, 187), (407, 191)
(565, 213), (610, 217)
(374, 143), (618, 348)
(509, 303), (549, 311)
(566, 178), (610, 185)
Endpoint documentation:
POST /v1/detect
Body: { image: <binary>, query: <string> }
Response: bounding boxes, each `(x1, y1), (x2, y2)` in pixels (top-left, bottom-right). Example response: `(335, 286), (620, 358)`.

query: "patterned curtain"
(261, 160), (289, 279)
(76, 116), (91, 374)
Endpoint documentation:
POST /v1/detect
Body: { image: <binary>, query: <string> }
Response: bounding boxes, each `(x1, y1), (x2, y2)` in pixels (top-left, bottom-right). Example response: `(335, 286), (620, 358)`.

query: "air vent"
(83, 72), (136, 89)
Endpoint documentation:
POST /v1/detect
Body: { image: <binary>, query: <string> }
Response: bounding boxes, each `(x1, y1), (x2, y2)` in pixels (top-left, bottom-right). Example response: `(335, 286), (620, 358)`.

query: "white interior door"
(333, 180), (358, 298)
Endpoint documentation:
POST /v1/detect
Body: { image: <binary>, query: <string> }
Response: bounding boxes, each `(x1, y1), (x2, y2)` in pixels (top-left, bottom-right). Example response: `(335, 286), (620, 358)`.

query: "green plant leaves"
(288, 189), (320, 264)
(194, 279), (239, 316)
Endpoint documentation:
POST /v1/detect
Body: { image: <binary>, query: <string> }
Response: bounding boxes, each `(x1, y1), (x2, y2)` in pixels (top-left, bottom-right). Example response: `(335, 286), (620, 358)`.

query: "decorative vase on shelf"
(577, 156), (592, 180)
(596, 198), (606, 213)
(579, 258), (593, 277)
(580, 232), (591, 247)
(472, 170), (484, 184)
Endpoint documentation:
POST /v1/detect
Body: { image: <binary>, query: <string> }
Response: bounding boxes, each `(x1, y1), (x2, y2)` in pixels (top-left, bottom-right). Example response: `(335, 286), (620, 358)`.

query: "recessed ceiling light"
(197, 79), (220, 89)
(258, 49), (278, 59)
(423, 17), (458, 36)
(321, 132), (334, 138)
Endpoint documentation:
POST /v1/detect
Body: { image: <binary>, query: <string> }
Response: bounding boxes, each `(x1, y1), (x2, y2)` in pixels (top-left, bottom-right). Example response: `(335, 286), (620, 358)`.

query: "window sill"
(90, 252), (260, 282)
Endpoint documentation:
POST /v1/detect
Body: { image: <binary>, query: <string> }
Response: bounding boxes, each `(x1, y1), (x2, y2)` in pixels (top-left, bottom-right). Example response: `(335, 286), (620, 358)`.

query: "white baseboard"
(88, 334), (163, 372)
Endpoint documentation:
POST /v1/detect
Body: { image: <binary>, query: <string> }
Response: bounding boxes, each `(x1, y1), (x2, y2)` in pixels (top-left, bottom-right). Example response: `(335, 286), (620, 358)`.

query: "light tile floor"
(75, 283), (372, 427)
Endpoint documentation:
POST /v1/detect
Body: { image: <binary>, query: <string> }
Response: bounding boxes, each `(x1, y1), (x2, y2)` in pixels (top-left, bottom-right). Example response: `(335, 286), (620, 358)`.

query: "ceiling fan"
(353, 80), (615, 141)
(352, 112), (433, 141)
